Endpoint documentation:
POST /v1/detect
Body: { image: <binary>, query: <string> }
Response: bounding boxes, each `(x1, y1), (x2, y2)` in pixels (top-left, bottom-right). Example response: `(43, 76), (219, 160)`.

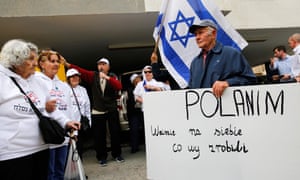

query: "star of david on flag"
(153, 0), (248, 88)
(168, 11), (195, 48)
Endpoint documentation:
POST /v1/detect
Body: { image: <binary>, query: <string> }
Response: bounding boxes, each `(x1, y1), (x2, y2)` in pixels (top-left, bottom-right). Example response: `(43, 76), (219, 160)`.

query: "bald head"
(288, 33), (300, 49)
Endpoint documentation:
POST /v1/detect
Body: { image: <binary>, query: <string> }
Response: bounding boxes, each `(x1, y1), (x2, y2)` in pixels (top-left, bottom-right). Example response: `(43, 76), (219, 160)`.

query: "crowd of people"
(0, 40), (80, 180)
(1, 19), (300, 179)
(266, 33), (300, 83)
(0, 38), (172, 180)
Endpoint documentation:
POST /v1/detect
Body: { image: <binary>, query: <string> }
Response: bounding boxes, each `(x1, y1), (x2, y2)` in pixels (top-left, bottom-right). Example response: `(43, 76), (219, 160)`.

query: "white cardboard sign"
(143, 83), (300, 180)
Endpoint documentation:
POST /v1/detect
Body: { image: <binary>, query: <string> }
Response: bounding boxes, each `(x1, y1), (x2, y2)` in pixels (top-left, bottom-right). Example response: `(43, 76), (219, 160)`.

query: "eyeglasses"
(144, 71), (152, 74)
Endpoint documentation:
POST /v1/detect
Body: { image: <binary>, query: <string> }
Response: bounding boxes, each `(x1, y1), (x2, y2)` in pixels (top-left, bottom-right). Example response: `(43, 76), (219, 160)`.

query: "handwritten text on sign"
(143, 84), (300, 180)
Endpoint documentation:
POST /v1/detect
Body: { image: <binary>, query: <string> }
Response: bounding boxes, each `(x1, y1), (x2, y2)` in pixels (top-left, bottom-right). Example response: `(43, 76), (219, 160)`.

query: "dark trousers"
(128, 110), (144, 152)
(92, 111), (122, 161)
(0, 149), (49, 180)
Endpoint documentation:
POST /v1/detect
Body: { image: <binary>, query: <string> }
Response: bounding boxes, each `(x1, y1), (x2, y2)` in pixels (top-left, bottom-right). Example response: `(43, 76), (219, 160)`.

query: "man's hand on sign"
(212, 80), (229, 98)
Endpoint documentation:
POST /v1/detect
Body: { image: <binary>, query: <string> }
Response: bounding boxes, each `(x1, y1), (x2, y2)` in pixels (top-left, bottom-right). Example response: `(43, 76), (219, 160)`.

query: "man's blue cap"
(189, 19), (218, 33)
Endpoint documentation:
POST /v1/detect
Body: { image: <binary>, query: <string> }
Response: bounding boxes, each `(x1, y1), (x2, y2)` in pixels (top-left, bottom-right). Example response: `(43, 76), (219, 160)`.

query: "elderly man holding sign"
(188, 19), (257, 97)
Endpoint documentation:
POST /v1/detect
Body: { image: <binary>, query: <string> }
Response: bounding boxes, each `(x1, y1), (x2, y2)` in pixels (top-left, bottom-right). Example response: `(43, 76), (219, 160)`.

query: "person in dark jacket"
(188, 19), (256, 97)
(150, 52), (180, 90)
(63, 57), (124, 167)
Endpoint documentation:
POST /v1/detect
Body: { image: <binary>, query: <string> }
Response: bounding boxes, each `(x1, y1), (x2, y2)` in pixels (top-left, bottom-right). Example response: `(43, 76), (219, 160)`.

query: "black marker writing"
(185, 89), (285, 120)
(189, 128), (202, 136)
(151, 125), (176, 136)
(187, 145), (200, 159)
(209, 140), (248, 153)
(214, 124), (242, 136)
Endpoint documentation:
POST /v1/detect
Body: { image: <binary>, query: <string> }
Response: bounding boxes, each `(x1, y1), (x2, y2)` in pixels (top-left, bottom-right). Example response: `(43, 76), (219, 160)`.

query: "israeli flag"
(153, 0), (248, 88)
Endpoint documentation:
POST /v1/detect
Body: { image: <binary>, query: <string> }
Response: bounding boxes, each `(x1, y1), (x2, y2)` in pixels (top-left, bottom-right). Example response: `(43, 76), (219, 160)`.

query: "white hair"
(291, 33), (300, 43)
(207, 27), (215, 35)
(0, 39), (38, 68)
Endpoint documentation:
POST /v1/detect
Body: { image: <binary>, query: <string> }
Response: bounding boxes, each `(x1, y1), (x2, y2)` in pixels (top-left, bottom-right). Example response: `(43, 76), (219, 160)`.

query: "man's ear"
(212, 29), (217, 36)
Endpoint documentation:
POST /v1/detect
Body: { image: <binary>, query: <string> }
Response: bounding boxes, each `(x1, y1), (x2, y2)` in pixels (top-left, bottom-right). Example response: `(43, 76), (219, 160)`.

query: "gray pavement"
(82, 145), (147, 180)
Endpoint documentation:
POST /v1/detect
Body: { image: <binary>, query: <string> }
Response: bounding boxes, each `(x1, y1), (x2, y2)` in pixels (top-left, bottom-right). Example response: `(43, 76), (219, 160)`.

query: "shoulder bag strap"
(70, 86), (83, 116)
(10, 77), (44, 119)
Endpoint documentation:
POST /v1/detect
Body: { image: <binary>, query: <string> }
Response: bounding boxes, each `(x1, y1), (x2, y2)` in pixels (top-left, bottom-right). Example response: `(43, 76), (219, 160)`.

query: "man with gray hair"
(288, 33), (300, 81)
(288, 33), (300, 54)
(188, 19), (256, 97)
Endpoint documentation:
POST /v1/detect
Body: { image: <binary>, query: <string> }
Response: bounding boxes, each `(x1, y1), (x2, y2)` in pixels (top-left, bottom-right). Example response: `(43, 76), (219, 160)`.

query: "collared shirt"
(270, 55), (293, 76)
(291, 45), (300, 77)
(100, 78), (106, 93)
(188, 41), (257, 89)
(293, 45), (300, 55)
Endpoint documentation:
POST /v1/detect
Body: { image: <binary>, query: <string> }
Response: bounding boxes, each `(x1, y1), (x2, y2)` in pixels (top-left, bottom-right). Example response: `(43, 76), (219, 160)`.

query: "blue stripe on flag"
(187, 0), (241, 50)
(155, 14), (163, 28)
(160, 27), (190, 82)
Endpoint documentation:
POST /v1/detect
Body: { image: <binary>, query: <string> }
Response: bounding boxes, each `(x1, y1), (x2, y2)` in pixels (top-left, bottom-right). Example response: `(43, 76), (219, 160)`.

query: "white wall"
(144, 0), (162, 12)
(0, 0), (145, 17)
(144, 0), (300, 29)
(218, 0), (300, 29)
(3, 0), (299, 29)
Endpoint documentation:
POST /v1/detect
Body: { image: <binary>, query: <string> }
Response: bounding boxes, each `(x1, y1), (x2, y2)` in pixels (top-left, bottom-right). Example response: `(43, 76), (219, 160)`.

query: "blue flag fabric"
(153, 0), (248, 88)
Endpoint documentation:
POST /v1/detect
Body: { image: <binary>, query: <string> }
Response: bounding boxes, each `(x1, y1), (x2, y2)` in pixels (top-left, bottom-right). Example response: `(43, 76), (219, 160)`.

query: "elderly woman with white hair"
(0, 39), (80, 180)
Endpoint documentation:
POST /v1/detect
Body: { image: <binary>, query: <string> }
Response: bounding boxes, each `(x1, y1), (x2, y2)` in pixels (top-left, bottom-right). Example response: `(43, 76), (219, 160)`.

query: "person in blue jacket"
(188, 19), (257, 97)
